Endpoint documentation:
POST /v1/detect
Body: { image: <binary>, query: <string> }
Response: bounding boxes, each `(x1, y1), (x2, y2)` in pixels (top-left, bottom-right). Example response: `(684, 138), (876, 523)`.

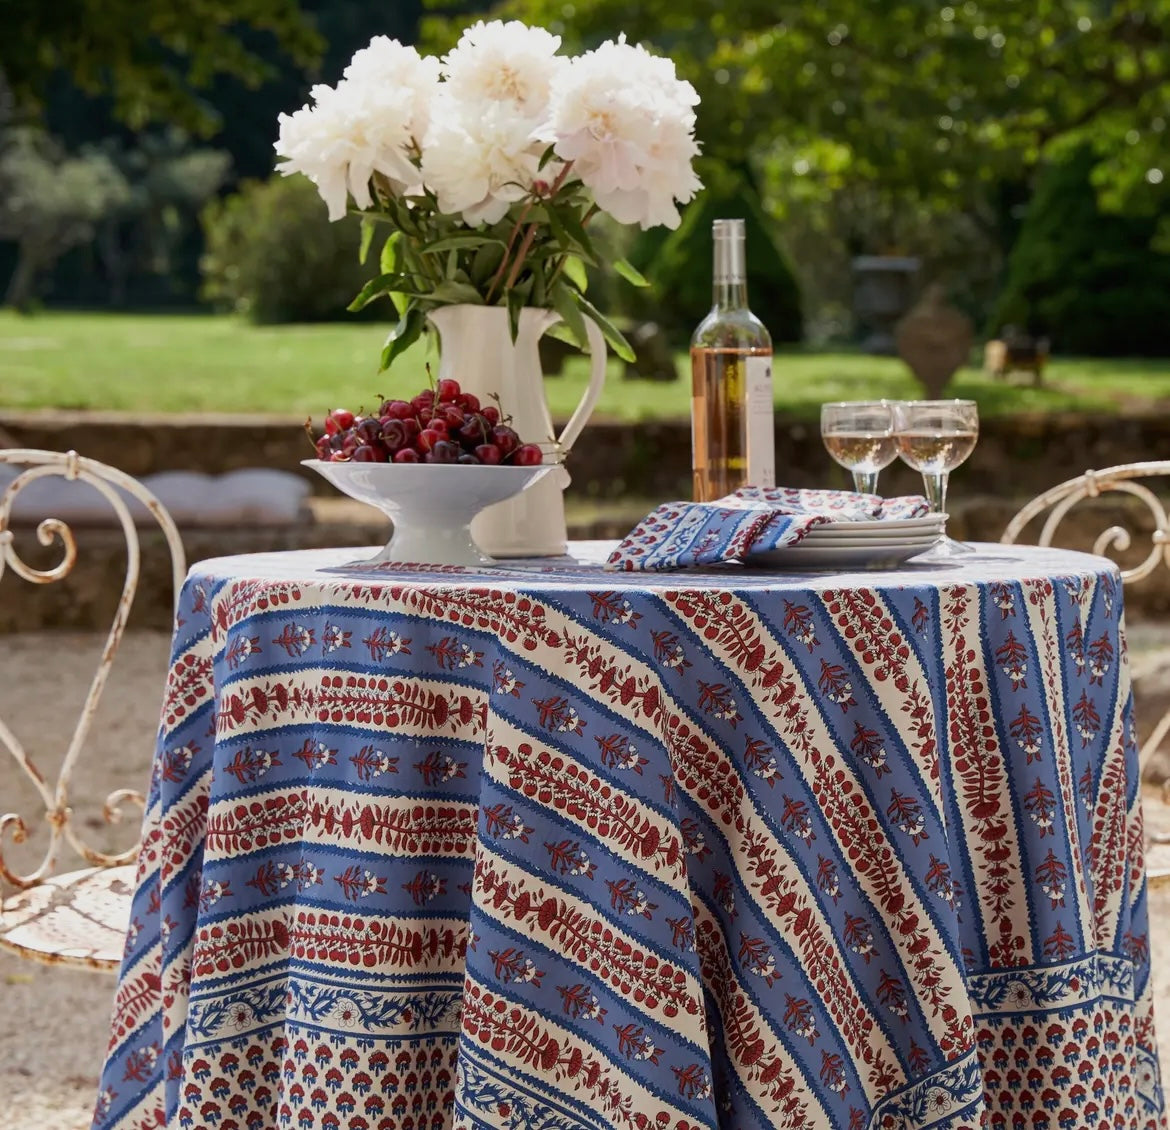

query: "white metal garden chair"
(0, 449), (186, 972)
(1001, 460), (1170, 878)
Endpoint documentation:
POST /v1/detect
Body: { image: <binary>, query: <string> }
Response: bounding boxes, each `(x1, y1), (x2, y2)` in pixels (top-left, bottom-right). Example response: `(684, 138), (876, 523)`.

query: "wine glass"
(892, 399), (979, 560)
(820, 400), (898, 495)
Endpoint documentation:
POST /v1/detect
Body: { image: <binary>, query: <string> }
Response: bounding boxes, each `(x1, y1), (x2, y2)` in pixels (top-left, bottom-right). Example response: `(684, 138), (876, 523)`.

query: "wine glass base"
(912, 534), (975, 563)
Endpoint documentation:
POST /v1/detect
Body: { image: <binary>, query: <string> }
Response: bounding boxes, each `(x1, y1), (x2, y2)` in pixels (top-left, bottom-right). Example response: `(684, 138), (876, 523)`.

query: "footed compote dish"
(303, 460), (557, 567)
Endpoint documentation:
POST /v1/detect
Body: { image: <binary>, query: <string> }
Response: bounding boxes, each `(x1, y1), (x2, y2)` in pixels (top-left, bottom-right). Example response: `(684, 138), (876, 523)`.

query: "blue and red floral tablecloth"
(92, 542), (1165, 1130)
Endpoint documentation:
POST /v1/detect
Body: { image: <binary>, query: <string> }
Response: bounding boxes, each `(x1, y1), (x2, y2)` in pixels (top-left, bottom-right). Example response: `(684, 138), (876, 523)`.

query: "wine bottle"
(689, 218), (775, 502)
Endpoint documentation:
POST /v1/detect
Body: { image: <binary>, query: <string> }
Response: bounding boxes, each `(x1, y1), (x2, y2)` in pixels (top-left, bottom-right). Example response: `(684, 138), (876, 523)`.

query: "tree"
(1, 0), (322, 135)
(991, 146), (1170, 355)
(200, 174), (374, 323)
(476, 0), (1170, 219)
(0, 129), (131, 307)
(92, 132), (232, 306)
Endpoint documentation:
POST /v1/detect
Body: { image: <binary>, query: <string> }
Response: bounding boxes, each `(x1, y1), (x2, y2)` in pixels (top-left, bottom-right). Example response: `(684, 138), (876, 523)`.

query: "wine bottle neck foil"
(712, 218), (747, 284)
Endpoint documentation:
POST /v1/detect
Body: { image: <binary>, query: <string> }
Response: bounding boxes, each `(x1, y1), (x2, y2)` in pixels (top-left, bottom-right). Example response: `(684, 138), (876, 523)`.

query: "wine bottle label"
(745, 354), (775, 487)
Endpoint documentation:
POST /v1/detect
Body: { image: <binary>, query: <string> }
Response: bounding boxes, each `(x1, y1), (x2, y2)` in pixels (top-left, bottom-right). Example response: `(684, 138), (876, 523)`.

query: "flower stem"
(504, 224), (539, 292)
(487, 161), (576, 304)
(486, 200), (533, 304)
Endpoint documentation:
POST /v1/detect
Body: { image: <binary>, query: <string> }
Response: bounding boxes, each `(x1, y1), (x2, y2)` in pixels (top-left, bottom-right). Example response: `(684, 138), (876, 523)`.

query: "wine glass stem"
(922, 471), (949, 516)
(852, 470), (879, 495)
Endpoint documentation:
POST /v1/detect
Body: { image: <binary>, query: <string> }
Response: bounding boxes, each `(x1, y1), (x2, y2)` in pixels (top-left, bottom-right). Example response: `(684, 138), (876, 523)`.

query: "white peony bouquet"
(275, 20), (702, 367)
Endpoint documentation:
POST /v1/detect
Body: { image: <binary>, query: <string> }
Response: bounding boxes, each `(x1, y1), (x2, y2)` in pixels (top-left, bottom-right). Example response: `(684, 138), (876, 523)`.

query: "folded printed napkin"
(605, 487), (931, 571)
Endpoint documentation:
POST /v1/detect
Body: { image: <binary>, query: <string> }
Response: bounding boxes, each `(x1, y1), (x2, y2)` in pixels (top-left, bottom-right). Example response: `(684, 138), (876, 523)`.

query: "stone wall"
(3, 408), (1170, 631)
(4, 408), (1170, 503)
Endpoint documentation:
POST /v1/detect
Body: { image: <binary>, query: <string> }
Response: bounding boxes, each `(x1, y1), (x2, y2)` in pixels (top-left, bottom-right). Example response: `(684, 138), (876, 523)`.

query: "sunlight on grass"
(2, 311), (1168, 420)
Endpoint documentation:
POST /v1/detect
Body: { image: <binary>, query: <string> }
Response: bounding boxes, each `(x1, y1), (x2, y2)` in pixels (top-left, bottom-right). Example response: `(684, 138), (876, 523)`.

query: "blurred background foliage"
(2, 0), (1170, 355)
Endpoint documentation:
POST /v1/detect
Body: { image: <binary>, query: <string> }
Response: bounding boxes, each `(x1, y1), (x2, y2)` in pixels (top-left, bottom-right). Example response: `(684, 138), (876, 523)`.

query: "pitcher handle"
(553, 315), (607, 453)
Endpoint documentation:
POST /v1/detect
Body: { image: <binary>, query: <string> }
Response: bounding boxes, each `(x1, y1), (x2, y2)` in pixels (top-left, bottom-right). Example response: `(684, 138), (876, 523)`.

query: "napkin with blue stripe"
(605, 487), (931, 571)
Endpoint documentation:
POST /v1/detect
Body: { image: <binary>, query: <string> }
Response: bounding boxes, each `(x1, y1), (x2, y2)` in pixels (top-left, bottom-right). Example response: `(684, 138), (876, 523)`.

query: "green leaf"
(419, 233), (506, 253)
(348, 271), (412, 312)
(359, 217), (376, 266)
(506, 277), (534, 342)
(379, 232), (409, 315)
(470, 241), (506, 286)
(613, 257), (650, 287)
(561, 255), (589, 292)
(430, 280), (483, 304)
(556, 206), (599, 263)
(551, 280), (587, 349)
(538, 144), (558, 171)
(545, 205), (597, 265)
(571, 291), (635, 362)
(379, 230), (402, 274)
(380, 305), (425, 370)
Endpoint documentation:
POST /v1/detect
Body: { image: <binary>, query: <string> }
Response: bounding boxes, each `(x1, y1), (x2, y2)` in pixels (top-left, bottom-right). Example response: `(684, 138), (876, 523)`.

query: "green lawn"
(2, 310), (1167, 421)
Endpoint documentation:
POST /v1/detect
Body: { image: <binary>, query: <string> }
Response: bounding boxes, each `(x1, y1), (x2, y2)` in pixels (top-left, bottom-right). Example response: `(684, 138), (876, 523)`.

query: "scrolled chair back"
(0, 448), (185, 970)
(1001, 460), (1170, 818)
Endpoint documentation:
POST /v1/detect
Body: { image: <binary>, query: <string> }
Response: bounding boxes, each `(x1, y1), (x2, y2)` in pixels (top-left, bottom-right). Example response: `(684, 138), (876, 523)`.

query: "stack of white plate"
(748, 514), (946, 568)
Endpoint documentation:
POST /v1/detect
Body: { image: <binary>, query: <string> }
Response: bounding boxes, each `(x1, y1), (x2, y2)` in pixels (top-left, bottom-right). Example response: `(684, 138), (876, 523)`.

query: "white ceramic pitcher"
(426, 304), (607, 557)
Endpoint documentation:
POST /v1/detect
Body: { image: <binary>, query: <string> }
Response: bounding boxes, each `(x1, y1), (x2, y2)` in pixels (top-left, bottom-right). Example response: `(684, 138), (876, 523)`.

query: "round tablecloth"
(92, 542), (1165, 1130)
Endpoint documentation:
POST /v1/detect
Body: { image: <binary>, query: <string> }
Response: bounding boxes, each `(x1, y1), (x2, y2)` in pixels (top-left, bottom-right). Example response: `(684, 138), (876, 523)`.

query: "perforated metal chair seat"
(0, 864), (136, 972)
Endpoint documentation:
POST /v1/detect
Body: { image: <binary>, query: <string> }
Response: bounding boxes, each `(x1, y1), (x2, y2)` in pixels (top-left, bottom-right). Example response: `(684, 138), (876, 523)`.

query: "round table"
(92, 543), (1165, 1130)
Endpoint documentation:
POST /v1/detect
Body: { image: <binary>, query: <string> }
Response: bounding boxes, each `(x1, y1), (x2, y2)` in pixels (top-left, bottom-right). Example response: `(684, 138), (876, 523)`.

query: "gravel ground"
(4, 630), (1170, 1130)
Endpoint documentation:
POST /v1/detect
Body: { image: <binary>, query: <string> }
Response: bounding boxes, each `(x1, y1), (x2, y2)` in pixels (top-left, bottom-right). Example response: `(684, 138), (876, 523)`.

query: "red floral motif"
(692, 680), (739, 726)
(205, 792), (308, 855)
(1072, 690), (1102, 746)
(532, 694), (586, 735)
(560, 629), (662, 719)
(108, 967), (163, 1051)
(386, 585), (561, 651)
(288, 911), (466, 969)
(1088, 742), (1131, 938)
(426, 635), (483, 669)
(943, 584), (1027, 968)
(995, 631), (1029, 689)
(192, 918), (290, 976)
(822, 588), (939, 777)
(1024, 577), (1091, 911)
(490, 742), (682, 877)
(460, 981), (643, 1127)
(782, 599), (819, 650)
(693, 914), (819, 1125)
(214, 674), (484, 735)
(472, 857), (698, 1019)
(821, 589), (912, 690)
(595, 733), (648, 773)
(161, 649), (214, 730)
(849, 721), (889, 778)
(309, 797), (477, 857)
(666, 590), (771, 672)
(212, 580), (303, 642)
(588, 591), (641, 627)
(817, 659), (857, 710)
(160, 791), (210, 875)
(361, 625), (410, 660)
(650, 629), (691, 673)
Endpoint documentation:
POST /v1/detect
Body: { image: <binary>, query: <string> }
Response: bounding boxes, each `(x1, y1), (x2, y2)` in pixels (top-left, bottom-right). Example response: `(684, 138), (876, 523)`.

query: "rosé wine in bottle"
(689, 219), (775, 501)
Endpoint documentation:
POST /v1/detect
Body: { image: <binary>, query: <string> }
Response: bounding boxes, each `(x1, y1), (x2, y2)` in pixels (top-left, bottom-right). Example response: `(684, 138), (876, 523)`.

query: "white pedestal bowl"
(303, 459), (559, 567)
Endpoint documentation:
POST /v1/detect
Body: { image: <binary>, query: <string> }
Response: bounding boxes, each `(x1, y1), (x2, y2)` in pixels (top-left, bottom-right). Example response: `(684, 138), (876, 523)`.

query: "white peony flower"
(544, 36), (702, 229)
(421, 95), (546, 226)
(441, 20), (566, 123)
(343, 36), (442, 140)
(275, 75), (431, 221)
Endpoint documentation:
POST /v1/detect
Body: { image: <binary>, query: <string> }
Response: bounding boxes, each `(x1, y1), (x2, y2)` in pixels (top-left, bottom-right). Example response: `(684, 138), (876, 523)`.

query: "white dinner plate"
(804, 531), (940, 547)
(789, 534), (941, 551)
(800, 515), (946, 539)
(745, 539), (937, 569)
